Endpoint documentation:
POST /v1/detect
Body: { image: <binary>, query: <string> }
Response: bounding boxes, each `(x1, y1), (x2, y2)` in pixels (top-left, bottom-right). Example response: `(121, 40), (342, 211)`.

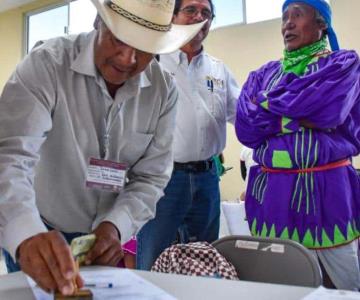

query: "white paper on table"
(26, 276), (50, 300)
(221, 202), (251, 235)
(301, 286), (360, 300)
(27, 268), (176, 300)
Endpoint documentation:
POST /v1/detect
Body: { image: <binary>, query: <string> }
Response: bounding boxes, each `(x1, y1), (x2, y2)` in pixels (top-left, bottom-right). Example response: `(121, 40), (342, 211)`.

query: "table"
(0, 266), (315, 300)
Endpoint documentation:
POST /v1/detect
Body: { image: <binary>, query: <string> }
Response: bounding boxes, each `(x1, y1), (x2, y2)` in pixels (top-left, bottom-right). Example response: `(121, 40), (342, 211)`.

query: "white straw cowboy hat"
(90, 0), (207, 54)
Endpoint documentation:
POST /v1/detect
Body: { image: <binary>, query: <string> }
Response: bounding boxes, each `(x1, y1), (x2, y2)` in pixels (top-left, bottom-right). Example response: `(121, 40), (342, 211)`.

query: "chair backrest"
(212, 235), (322, 287)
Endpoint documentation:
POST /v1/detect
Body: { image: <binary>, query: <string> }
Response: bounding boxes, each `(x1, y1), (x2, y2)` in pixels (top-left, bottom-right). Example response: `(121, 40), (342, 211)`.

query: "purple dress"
(235, 50), (360, 248)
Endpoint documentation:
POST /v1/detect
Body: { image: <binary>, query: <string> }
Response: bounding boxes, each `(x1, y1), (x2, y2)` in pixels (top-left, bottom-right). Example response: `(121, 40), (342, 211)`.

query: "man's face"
(281, 3), (326, 51)
(94, 22), (154, 91)
(173, 0), (213, 46)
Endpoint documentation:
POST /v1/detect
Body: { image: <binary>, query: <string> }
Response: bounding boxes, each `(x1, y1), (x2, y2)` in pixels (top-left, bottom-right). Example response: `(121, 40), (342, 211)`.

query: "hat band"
(106, 1), (172, 32)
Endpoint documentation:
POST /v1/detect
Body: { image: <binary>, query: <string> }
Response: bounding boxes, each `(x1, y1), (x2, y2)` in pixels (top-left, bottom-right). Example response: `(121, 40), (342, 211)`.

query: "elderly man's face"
(173, 0), (213, 47)
(94, 22), (154, 96)
(281, 3), (326, 51)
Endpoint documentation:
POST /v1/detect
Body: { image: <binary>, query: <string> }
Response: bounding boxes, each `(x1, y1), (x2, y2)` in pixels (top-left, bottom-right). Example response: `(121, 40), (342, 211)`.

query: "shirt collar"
(125, 68), (151, 91)
(71, 30), (98, 77)
(112, 70), (151, 102)
(170, 47), (205, 66)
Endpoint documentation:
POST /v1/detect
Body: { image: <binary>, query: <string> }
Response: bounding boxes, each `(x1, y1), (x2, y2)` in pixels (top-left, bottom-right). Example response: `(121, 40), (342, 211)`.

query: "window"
(25, 0), (331, 50)
(211, 0), (330, 29)
(246, 0), (284, 24)
(212, 0), (244, 29)
(245, 0), (330, 24)
(68, 0), (97, 35)
(26, 4), (68, 52)
(25, 0), (96, 53)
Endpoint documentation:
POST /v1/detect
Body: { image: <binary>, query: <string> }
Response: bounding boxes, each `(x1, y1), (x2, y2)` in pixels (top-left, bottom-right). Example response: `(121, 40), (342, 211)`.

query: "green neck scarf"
(282, 38), (328, 76)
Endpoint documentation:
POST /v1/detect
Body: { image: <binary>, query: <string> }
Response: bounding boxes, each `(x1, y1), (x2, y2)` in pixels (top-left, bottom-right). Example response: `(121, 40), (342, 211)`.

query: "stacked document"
(27, 268), (176, 300)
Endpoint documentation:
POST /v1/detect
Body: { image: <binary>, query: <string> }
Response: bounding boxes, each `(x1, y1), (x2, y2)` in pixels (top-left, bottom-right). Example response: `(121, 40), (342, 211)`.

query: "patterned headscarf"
(282, 0), (340, 51)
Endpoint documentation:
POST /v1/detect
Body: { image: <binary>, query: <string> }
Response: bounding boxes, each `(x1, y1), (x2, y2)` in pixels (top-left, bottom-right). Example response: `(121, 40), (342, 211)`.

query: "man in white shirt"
(137, 0), (240, 270)
(0, 0), (203, 295)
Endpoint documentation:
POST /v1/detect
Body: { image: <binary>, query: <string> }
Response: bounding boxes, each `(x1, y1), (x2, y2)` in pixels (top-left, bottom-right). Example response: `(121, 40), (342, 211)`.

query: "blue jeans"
(2, 224), (86, 273)
(136, 165), (220, 270)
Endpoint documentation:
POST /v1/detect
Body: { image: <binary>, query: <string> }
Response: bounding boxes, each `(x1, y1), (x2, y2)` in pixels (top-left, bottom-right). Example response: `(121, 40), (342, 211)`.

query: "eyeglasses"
(179, 6), (214, 20)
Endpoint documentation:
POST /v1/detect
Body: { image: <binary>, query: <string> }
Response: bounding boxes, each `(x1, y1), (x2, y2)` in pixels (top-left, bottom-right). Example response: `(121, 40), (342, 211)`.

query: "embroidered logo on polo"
(206, 76), (224, 92)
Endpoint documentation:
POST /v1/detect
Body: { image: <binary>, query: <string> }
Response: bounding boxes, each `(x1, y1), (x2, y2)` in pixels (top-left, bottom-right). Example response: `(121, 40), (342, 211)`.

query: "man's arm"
(0, 48), (79, 294)
(235, 69), (283, 149)
(224, 64), (241, 125)
(259, 51), (360, 129)
(0, 50), (54, 258)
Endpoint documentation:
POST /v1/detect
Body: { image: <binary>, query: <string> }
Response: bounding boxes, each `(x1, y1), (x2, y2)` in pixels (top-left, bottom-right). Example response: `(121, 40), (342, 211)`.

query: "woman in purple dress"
(236, 0), (360, 290)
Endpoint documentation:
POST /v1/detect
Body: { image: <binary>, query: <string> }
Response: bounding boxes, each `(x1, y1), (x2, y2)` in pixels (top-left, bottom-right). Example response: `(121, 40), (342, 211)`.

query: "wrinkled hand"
(85, 222), (124, 266)
(18, 231), (83, 295)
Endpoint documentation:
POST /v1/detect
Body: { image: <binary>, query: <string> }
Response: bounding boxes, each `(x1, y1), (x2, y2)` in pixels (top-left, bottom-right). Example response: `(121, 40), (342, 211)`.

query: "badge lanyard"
(101, 102), (123, 159)
(86, 101), (126, 193)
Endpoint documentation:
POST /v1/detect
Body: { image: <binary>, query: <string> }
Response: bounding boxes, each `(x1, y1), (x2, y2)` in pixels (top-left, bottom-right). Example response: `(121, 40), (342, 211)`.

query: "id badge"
(86, 157), (127, 192)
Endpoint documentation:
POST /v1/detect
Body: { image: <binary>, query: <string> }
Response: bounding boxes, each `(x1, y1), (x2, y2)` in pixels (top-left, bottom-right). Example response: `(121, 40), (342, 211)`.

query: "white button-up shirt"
(160, 50), (240, 162)
(0, 31), (178, 258)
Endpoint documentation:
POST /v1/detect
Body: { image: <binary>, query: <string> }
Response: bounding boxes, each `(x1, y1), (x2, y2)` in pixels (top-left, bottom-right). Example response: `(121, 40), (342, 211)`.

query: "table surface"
(0, 266), (315, 300)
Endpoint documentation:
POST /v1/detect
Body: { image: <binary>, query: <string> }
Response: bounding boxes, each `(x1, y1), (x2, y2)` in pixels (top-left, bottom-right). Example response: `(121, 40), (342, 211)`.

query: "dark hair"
(174, 0), (215, 19)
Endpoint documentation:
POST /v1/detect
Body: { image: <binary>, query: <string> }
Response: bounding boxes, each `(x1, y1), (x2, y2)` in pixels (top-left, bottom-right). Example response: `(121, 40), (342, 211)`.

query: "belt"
(174, 159), (213, 172)
(261, 159), (351, 174)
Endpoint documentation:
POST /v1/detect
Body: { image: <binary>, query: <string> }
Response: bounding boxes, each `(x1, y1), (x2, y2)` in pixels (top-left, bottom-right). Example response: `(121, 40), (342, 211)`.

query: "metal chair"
(212, 235), (322, 287)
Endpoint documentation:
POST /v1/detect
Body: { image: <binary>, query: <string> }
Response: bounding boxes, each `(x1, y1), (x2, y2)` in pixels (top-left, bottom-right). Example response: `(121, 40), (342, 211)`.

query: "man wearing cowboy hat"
(0, 0), (203, 295)
(137, 0), (240, 270)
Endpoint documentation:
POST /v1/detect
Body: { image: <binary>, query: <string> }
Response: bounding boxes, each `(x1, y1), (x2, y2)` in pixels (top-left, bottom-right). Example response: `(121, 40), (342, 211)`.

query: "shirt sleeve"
(0, 49), (55, 259)
(224, 65), (241, 125)
(92, 76), (178, 243)
(235, 68), (283, 149)
(259, 51), (360, 129)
